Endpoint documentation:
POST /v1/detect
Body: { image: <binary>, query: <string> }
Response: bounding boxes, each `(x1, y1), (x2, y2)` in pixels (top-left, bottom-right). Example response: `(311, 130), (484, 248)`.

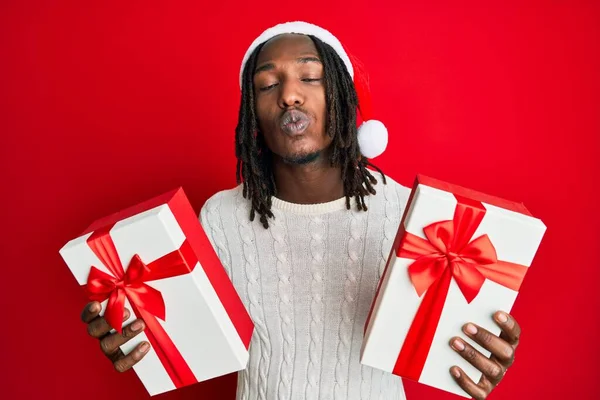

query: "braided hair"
(235, 34), (386, 228)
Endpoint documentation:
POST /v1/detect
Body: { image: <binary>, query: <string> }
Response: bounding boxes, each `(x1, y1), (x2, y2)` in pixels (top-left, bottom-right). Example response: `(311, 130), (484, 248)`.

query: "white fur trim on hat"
(357, 120), (388, 159)
(239, 21), (354, 88)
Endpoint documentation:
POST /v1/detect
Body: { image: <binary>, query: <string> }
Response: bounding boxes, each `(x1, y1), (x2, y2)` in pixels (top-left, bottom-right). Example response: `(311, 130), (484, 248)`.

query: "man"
(80, 22), (521, 400)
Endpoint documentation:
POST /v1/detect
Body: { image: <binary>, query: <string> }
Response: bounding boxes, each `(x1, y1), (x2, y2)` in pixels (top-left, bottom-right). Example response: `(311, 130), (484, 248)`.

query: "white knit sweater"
(199, 175), (410, 400)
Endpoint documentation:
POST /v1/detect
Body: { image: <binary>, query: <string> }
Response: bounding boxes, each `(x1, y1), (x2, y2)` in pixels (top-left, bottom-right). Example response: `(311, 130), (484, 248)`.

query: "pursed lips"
(279, 109), (310, 136)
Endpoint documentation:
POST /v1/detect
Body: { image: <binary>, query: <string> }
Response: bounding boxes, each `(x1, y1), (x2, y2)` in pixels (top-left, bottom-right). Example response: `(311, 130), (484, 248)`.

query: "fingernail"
(131, 320), (145, 332)
(452, 339), (465, 351)
(90, 303), (100, 312)
(465, 323), (478, 335)
(497, 312), (508, 323)
(451, 367), (461, 378)
(140, 342), (150, 352)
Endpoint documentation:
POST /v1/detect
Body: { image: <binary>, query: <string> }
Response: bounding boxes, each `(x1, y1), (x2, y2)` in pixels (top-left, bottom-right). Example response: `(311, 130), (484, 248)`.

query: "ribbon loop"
(125, 254), (149, 284)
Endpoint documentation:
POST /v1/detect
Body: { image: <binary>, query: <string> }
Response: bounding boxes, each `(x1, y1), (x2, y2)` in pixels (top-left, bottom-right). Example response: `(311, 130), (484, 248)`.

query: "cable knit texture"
(304, 214), (327, 400)
(234, 192), (271, 400)
(200, 175), (410, 400)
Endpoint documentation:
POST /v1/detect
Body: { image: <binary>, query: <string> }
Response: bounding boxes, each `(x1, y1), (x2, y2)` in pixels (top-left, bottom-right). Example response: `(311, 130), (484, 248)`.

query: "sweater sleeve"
(199, 193), (234, 279)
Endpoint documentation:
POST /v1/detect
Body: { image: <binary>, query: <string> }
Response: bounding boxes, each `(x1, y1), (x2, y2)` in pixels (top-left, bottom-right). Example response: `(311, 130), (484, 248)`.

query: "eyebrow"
(254, 56), (322, 75)
(297, 56), (322, 65)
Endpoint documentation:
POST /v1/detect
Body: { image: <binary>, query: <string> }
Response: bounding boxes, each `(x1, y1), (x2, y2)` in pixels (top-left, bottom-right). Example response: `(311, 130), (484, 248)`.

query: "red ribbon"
(392, 196), (527, 380)
(85, 226), (198, 388)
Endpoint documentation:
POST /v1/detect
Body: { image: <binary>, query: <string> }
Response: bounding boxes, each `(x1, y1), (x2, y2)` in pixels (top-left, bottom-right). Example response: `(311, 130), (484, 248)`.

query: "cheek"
(255, 95), (279, 131)
(254, 98), (280, 150)
(312, 90), (327, 127)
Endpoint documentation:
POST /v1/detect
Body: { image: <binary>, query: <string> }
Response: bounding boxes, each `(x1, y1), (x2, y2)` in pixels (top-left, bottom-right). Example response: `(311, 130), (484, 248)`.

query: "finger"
(113, 342), (151, 373)
(462, 323), (515, 364)
(81, 302), (101, 323)
(99, 319), (146, 357)
(450, 366), (489, 400)
(87, 308), (131, 339)
(477, 373), (495, 393)
(450, 337), (506, 385)
(494, 311), (521, 345)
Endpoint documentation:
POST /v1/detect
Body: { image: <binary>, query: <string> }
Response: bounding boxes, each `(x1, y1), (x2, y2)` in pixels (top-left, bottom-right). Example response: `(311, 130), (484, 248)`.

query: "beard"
(281, 149), (322, 165)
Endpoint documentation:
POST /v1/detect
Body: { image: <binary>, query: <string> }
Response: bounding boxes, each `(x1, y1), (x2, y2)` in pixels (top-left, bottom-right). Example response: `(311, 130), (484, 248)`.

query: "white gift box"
(59, 188), (253, 396)
(361, 175), (546, 397)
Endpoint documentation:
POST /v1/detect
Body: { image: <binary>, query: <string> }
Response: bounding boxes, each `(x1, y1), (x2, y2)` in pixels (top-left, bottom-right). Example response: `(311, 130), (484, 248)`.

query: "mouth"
(279, 109), (311, 136)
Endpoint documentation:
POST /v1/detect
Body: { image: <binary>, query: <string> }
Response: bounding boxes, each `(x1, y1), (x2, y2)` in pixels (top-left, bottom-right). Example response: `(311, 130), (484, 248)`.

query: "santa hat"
(239, 21), (388, 159)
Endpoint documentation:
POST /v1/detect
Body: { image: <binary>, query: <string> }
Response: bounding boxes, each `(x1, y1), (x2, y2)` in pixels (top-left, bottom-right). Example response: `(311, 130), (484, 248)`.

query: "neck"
(272, 153), (344, 204)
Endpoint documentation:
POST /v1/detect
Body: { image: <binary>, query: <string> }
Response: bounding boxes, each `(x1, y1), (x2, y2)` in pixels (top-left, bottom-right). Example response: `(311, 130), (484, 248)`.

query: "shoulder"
(370, 171), (411, 210)
(199, 184), (246, 229)
(201, 184), (244, 212)
(384, 174), (411, 204)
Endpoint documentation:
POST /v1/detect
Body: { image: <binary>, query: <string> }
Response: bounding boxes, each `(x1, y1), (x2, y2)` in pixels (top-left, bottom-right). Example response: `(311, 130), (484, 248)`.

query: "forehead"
(256, 33), (318, 65)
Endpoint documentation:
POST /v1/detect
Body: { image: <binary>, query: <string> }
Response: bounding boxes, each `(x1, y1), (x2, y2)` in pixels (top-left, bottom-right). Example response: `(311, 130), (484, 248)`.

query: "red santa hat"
(239, 21), (388, 159)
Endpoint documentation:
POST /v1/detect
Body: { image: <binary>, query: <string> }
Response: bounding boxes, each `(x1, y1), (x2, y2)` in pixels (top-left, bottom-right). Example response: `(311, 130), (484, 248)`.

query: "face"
(253, 34), (330, 164)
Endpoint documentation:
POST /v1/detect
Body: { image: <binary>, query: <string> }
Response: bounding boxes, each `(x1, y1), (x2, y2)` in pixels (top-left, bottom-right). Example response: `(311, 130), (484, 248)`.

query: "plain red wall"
(1, 1), (598, 399)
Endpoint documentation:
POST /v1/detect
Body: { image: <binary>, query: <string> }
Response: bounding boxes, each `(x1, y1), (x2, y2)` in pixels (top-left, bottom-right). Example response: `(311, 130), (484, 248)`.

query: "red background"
(1, 1), (598, 399)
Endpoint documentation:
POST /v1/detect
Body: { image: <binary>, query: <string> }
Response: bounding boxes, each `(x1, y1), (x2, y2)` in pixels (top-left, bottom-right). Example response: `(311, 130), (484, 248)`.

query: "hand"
(81, 301), (151, 373)
(449, 311), (520, 399)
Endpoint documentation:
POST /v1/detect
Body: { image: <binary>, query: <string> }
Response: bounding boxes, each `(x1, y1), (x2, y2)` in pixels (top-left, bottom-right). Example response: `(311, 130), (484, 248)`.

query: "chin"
(281, 149), (322, 165)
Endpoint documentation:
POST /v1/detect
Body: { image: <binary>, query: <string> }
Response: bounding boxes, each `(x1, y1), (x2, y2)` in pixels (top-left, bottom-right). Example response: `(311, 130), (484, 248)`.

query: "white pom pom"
(357, 120), (388, 158)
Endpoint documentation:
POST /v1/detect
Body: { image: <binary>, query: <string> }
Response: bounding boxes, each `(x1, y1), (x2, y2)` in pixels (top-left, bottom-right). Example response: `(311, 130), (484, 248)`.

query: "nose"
(278, 78), (305, 109)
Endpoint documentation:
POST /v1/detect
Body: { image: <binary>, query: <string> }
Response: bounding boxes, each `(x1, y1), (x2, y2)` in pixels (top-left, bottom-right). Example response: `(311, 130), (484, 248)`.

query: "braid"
(235, 35), (386, 229)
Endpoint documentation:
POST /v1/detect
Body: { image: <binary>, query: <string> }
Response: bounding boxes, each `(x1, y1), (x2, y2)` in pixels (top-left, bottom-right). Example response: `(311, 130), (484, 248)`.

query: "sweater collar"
(270, 195), (358, 216)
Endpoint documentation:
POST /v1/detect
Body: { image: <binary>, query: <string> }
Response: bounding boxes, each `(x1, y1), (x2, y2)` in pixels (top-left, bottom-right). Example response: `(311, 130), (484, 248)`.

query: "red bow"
(392, 197), (527, 380)
(86, 254), (166, 334)
(84, 226), (198, 388)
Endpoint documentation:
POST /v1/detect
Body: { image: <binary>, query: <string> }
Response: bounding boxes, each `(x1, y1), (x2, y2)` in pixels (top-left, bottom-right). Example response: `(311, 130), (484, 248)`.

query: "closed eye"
(259, 83), (278, 92)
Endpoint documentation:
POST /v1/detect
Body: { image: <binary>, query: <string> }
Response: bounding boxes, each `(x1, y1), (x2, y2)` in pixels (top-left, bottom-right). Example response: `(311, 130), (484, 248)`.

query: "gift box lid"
(416, 174), (533, 216)
(82, 188), (184, 235)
